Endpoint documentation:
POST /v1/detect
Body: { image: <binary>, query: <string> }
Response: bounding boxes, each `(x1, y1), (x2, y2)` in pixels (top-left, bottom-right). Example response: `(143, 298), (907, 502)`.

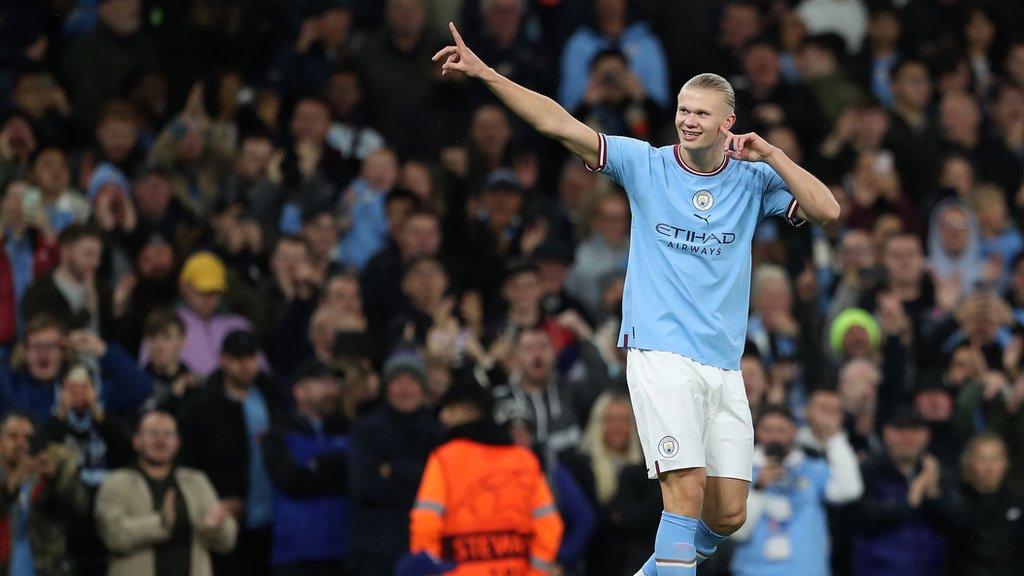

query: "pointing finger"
(718, 124), (733, 138)
(449, 22), (466, 48)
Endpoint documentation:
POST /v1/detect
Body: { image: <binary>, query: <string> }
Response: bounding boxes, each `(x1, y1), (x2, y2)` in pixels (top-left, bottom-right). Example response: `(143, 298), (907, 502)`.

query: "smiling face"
(675, 87), (734, 152)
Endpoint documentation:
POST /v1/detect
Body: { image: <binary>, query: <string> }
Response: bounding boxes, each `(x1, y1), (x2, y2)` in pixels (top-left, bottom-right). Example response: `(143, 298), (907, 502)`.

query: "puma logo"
(693, 213), (711, 225)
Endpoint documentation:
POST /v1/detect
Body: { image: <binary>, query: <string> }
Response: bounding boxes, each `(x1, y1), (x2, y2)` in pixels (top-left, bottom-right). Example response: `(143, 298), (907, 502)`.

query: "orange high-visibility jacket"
(410, 437), (564, 576)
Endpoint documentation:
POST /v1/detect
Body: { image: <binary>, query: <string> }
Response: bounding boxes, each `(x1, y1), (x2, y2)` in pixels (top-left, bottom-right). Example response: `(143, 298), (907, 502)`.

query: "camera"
(763, 442), (789, 463)
(599, 72), (619, 88)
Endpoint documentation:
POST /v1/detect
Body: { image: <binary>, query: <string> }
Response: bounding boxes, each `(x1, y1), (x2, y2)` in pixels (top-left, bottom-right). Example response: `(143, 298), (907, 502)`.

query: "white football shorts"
(625, 348), (754, 481)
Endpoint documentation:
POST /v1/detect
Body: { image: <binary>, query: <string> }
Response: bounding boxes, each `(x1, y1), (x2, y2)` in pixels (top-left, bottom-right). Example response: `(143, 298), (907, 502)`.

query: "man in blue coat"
(0, 315), (152, 422)
(263, 359), (351, 576)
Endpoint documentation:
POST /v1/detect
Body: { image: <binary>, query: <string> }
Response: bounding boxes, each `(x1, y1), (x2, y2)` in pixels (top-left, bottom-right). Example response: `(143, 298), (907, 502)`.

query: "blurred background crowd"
(0, 0), (1023, 575)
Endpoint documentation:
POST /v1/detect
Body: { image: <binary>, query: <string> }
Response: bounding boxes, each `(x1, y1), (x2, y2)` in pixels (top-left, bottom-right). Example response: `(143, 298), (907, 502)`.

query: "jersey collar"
(674, 145), (729, 177)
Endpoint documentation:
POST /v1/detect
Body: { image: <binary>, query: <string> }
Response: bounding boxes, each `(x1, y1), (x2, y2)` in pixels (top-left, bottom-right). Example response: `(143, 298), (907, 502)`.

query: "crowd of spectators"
(0, 0), (1023, 575)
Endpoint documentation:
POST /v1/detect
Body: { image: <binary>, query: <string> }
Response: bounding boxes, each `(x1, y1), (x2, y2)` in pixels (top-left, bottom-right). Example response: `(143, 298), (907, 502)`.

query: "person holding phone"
(729, 405), (862, 576)
(0, 411), (89, 576)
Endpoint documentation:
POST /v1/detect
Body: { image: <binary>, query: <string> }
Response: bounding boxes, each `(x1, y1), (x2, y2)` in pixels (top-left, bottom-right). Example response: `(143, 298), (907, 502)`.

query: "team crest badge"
(658, 436), (679, 458)
(692, 190), (714, 211)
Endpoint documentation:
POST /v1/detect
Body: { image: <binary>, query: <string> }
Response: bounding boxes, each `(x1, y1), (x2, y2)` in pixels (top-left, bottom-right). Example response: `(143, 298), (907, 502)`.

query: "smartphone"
(21, 187), (42, 218)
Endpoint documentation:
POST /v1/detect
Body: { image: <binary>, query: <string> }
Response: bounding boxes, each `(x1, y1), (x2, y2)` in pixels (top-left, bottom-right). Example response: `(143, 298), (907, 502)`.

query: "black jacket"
(348, 405), (444, 574)
(947, 484), (1024, 576)
(177, 371), (290, 500)
(20, 273), (114, 335)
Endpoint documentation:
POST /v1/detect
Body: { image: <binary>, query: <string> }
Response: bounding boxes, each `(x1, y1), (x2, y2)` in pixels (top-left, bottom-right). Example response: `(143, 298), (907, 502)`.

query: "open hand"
(432, 22), (489, 78)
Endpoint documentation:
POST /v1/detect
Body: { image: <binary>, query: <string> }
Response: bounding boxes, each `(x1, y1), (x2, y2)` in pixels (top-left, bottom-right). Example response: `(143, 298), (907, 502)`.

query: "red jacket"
(0, 229), (59, 345)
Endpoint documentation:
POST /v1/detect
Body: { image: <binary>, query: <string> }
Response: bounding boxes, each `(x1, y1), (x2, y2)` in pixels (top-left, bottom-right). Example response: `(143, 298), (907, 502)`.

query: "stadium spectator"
(938, 90), (1022, 196)
(573, 48), (662, 140)
(849, 4), (902, 107)
(491, 327), (585, 454)
(533, 241), (588, 321)
(109, 231), (181, 356)
(262, 360), (351, 576)
(40, 361), (133, 576)
(734, 39), (824, 145)
(576, 391), (644, 575)
(95, 410), (237, 576)
(272, 1), (357, 99)
(836, 358), (883, 459)
(0, 411), (89, 576)
(0, 179), (59, 351)
(147, 87), (236, 218)
(280, 97), (349, 222)
(357, 0), (440, 145)
(177, 330), (289, 576)
(796, 34), (864, 122)
(325, 67), (386, 178)
(21, 224), (110, 335)
(348, 352), (443, 576)
(851, 411), (957, 576)
(730, 404), (862, 575)
(565, 193), (629, 318)
(154, 251), (253, 378)
(0, 315), (152, 422)
(708, 0), (766, 83)
(337, 148), (400, 270)
(886, 58), (941, 202)
(558, 0), (669, 112)
(947, 433), (1024, 575)
(140, 309), (200, 416)
(26, 148), (89, 233)
(60, 0), (159, 126)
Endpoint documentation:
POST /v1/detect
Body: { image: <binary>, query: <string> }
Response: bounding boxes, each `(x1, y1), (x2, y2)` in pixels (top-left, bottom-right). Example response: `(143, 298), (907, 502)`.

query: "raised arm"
(720, 125), (841, 226)
(433, 22), (600, 167)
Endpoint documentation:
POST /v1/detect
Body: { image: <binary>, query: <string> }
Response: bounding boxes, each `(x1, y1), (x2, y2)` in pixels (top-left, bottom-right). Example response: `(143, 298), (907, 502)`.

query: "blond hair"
(681, 73), (736, 111)
(579, 392), (643, 504)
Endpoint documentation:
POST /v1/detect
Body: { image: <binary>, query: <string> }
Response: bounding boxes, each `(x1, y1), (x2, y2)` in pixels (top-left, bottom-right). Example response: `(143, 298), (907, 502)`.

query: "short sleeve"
(584, 133), (655, 193)
(760, 168), (805, 227)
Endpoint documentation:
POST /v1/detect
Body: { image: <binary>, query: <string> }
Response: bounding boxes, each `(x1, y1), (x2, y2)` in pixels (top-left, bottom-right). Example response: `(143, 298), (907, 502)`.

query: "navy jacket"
(348, 405), (443, 574)
(0, 343), (152, 422)
(852, 454), (956, 576)
(263, 411), (351, 567)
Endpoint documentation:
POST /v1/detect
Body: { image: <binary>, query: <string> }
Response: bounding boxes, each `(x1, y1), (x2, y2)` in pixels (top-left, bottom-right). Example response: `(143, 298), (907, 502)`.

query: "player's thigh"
(626, 349), (710, 479)
(705, 367), (754, 482)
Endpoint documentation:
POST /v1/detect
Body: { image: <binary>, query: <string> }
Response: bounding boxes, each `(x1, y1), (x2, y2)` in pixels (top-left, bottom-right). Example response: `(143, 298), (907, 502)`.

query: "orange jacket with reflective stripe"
(410, 437), (564, 576)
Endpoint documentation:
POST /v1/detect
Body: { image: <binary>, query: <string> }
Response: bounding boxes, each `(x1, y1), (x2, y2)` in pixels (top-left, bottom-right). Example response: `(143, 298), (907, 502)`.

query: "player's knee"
(707, 509), (746, 536)
(659, 469), (706, 514)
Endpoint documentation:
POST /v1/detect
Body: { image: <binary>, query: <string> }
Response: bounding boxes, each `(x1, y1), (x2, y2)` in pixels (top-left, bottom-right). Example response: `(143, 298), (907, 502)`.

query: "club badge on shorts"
(692, 190), (714, 211)
(658, 436), (679, 458)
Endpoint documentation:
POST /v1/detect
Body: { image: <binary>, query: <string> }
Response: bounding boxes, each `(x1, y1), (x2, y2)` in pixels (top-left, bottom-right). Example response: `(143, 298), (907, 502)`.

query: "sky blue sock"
(694, 519), (727, 563)
(654, 512), (699, 575)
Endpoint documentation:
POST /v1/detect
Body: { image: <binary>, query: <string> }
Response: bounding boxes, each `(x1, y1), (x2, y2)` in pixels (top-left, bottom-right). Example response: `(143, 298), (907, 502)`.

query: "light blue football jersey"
(588, 133), (803, 370)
